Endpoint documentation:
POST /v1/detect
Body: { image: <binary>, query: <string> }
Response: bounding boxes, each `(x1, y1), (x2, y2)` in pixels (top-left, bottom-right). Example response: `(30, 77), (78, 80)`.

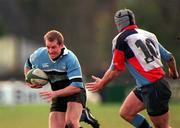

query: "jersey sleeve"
(24, 50), (38, 69)
(24, 58), (32, 69)
(159, 43), (173, 62)
(110, 38), (125, 71)
(152, 34), (172, 62)
(111, 49), (125, 71)
(66, 53), (84, 88)
(24, 47), (45, 70)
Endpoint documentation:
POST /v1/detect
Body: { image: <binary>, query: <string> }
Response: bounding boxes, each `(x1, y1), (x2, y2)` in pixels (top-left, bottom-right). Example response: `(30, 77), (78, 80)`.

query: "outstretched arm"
(158, 43), (179, 79)
(86, 69), (119, 92)
(40, 85), (81, 102)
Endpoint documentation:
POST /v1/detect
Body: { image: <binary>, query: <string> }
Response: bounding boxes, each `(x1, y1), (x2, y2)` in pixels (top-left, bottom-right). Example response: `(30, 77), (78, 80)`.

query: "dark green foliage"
(0, 0), (179, 75)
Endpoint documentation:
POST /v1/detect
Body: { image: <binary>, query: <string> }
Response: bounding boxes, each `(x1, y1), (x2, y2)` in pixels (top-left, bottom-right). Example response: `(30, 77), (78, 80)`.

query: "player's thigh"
(141, 78), (171, 116)
(49, 111), (66, 128)
(120, 90), (145, 117)
(66, 102), (83, 121)
(149, 112), (170, 128)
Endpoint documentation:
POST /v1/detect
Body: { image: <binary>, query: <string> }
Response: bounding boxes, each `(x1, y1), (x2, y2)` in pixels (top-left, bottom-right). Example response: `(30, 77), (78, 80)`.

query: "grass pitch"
(0, 102), (180, 128)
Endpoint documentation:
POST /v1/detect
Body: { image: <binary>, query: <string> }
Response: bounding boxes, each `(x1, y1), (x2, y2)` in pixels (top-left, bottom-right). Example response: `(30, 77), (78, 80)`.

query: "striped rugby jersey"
(110, 25), (172, 87)
(24, 47), (84, 90)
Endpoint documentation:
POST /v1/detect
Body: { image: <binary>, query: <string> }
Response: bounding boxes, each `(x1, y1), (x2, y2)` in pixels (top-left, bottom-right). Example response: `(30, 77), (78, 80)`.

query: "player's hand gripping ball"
(26, 68), (49, 86)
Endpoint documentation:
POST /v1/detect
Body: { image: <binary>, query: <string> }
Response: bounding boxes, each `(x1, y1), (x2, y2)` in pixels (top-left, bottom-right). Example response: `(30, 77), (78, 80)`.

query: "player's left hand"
(86, 75), (103, 92)
(39, 91), (58, 102)
(168, 68), (179, 79)
(26, 82), (42, 89)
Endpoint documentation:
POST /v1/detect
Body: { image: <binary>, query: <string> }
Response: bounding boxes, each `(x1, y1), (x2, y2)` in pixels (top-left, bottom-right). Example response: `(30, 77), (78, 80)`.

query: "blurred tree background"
(0, 0), (179, 81)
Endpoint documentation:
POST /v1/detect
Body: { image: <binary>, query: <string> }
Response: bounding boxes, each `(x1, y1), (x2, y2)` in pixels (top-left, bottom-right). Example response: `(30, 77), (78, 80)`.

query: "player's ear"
(60, 44), (64, 48)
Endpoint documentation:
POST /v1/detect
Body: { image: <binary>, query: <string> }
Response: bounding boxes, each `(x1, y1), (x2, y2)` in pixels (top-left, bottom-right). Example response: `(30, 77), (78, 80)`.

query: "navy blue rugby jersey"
(24, 47), (84, 90)
(110, 25), (172, 87)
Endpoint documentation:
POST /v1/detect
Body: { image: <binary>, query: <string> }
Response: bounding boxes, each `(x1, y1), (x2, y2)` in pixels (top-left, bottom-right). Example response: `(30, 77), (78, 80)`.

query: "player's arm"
(40, 77), (82, 102)
(53, 82), (82, 97)
(40, 54), (82, 101)
(86, 48), (125, 92)
(24, 58), (42, 88)
(40, 85), (81, 102)
(63, 54), (83, 95)
(86, 69), (120, 92)
(167, 56), (179, 79)
(41, 84), (81, 98)
(24, 58), (32, 76)
(159, 44), (179, 79)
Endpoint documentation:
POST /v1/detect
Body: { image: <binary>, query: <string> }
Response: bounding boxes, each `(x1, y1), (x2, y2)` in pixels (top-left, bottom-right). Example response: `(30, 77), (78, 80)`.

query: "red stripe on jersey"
(128, 57), (165, 82)
(123, 25), (138, 31)
(113, 49), (125, 71)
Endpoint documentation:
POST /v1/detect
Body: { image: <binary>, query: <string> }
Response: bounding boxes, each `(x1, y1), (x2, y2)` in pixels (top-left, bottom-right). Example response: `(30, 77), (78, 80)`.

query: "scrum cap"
(114, 9), (136, 32)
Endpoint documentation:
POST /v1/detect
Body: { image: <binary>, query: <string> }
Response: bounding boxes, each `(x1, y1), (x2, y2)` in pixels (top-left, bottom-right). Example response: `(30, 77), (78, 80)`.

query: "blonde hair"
(44, 30), (64, 45)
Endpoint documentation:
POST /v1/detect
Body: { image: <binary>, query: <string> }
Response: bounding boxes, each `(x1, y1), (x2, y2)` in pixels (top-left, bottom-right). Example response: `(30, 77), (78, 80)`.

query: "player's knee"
(119, 108), (124, 118)
(150, 113), (170, 128)
(119, 107), (135, 122)
(153, 123), (162, 128)
(119, 108), (129, 121)
(151, 119), (170, 128)
(153, 122), (170, 128)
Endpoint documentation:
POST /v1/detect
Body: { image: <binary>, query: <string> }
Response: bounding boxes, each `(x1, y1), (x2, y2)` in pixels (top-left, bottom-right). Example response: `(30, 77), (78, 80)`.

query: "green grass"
(0, 104), (49, 128)
(0, 102), (180, 128)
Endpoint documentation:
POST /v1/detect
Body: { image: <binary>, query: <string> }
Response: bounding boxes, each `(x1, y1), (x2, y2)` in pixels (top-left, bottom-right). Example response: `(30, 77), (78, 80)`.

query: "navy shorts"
(50, 89), (86, 112)
(133, 77), (172, 116)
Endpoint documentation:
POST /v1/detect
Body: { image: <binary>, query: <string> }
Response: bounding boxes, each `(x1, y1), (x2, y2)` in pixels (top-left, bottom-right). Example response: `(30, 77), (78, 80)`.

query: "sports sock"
(130, 113), (152, 128)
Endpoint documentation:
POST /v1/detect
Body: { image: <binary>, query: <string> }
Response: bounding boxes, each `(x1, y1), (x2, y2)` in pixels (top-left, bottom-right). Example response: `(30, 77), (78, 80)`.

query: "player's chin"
(52, 56), (60, 60)
(49, 55), (56, 59)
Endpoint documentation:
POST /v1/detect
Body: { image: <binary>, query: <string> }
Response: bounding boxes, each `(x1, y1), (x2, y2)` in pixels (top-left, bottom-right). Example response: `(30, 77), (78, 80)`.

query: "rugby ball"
(25, 68), (48, 86)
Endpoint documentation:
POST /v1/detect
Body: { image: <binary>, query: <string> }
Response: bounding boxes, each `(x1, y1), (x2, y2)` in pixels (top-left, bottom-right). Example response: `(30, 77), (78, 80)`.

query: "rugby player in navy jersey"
(86, 9), (179, 128)
(24, 30), (99, 128)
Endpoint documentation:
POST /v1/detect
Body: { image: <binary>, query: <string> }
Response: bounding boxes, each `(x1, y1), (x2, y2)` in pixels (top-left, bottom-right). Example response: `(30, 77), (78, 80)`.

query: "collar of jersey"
(122, 25), (138, 32)
(62, 46), (68, 55)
